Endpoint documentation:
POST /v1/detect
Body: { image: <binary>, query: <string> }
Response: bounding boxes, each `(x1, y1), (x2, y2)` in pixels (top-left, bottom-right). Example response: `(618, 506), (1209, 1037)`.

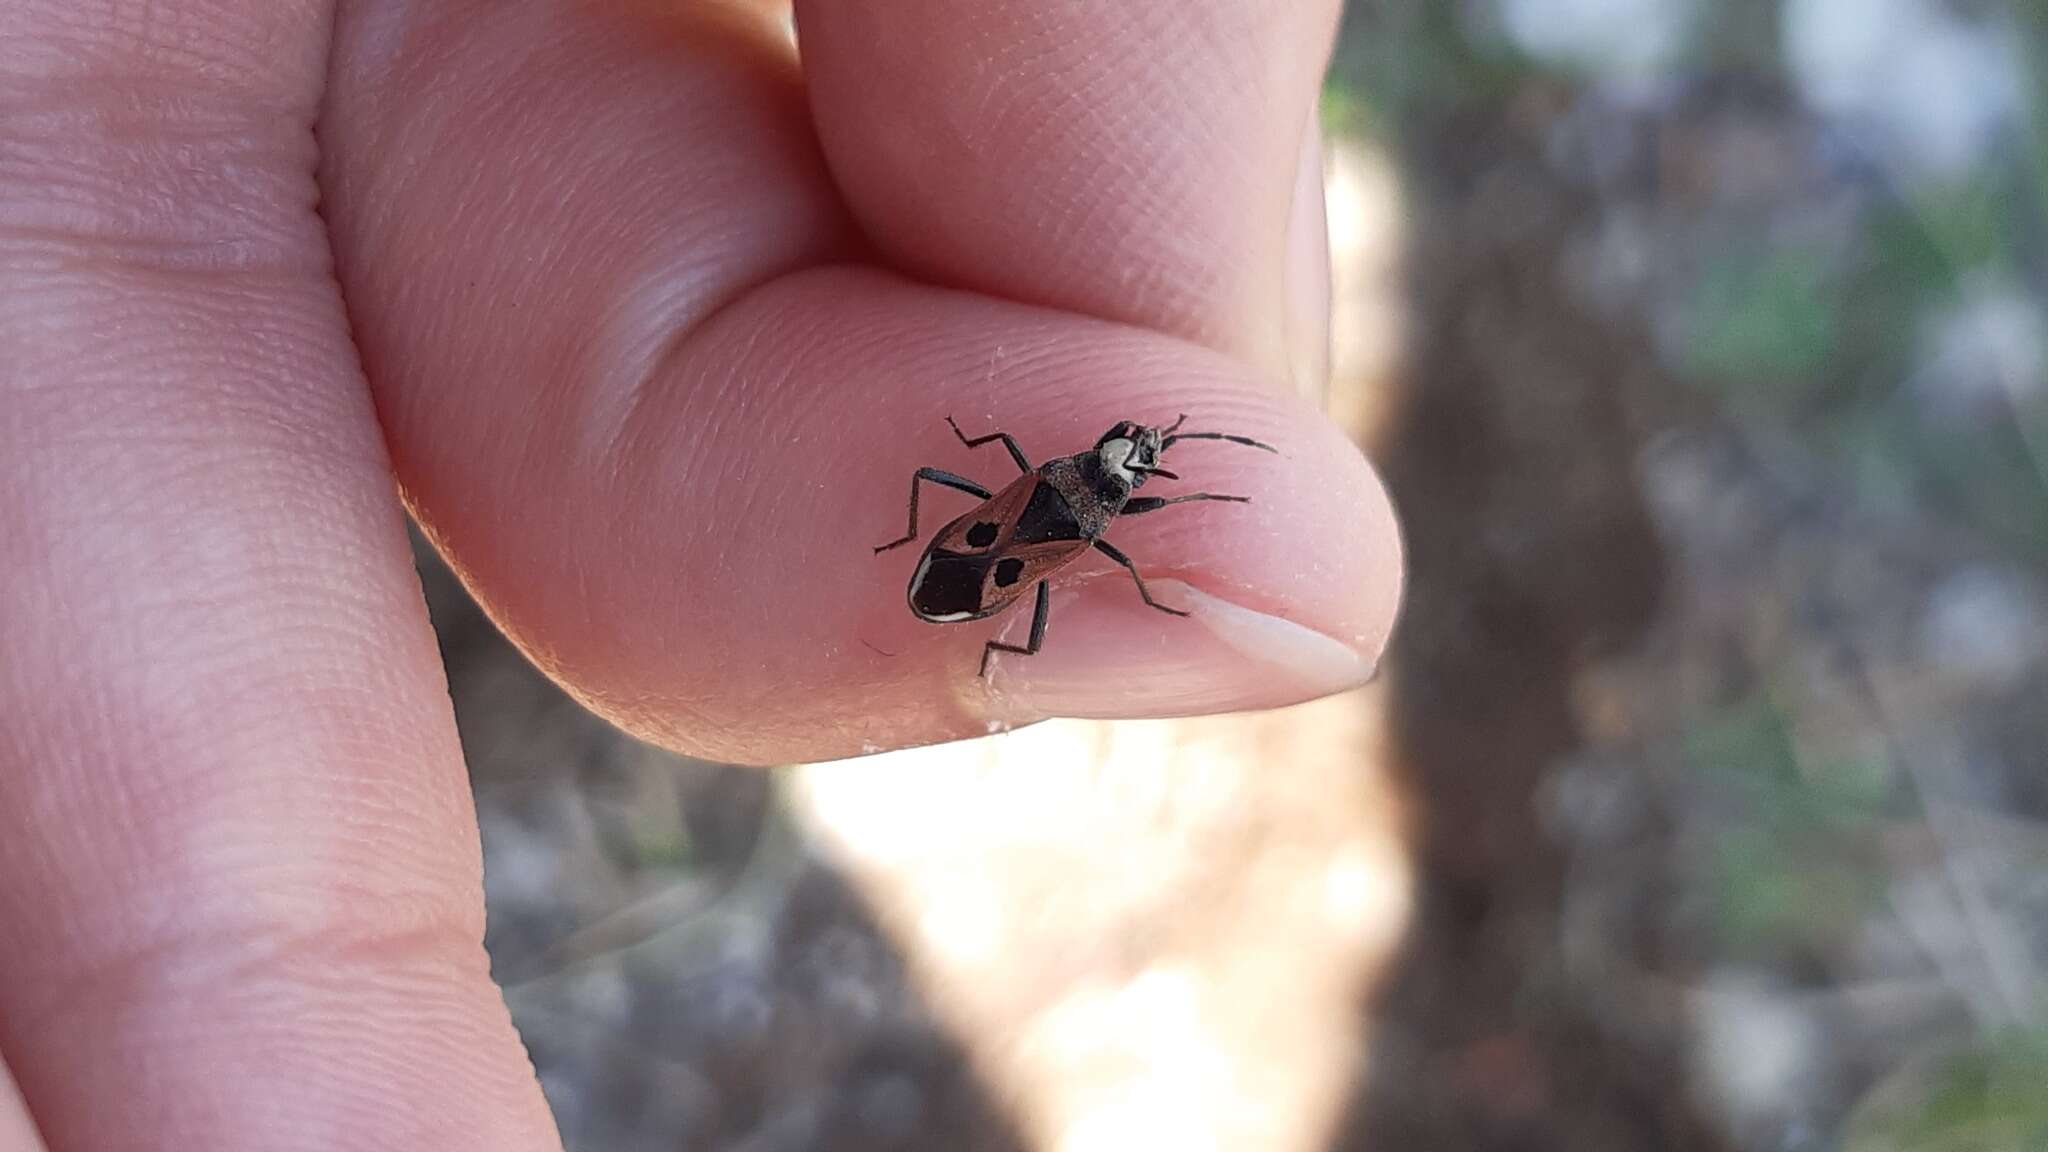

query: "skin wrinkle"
(21, 352), (342, 440)
(1088, 56), (1300, 353)
(0, 69), (324, 222)
(2, 803), (477, 1034)
(930, 39), (1226, 331)
(597, 238), (854, 501)
(5, 870), (487, 1033)
(796, 0), (1323, 373)
(589, 105), (852, 426)
(4, 590), (462, 861)
(12, 957), (533, 1150)
(0, 9), (321, 96)
(0, 164), (320, 273)
(327, 4), (843, 515)
(8, 374), (367, 509)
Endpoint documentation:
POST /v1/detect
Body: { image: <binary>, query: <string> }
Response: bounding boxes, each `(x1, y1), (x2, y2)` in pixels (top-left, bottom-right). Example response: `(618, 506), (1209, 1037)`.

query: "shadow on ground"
(420, 542), (1028, 1152)
(1331, 92), (1733, 1152)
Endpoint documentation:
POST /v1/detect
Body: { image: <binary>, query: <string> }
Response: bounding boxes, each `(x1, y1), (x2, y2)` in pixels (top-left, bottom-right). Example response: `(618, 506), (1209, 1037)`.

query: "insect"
(874, 415), (1277, 676)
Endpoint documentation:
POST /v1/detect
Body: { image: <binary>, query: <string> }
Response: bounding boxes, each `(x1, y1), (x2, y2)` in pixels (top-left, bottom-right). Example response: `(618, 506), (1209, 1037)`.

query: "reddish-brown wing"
(909, 536), (1091, 621)
(914, 473), (1096, 621)
(931, 472), (1039, 556)
(972, 538), (1092, 614)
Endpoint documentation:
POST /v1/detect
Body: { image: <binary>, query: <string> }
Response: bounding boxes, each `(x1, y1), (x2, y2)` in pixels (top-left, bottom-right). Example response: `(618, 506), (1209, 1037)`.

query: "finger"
(599, 272), (1395, 742)
(320, 1), (1399, 766)
(793, 0), (1343, 376)
(0, 5), (558, 1149)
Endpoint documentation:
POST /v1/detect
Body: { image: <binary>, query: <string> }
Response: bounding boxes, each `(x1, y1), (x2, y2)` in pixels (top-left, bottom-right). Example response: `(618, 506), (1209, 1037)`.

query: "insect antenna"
(1131, 466), (1180, 480)
(1161, 431), (1280, 454)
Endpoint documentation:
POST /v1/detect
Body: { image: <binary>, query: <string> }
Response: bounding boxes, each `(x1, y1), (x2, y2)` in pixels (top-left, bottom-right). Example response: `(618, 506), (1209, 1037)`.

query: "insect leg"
(979, 580), (1050, 677)
(1092, 539), (1190, 617)
(873, 468), (993, 554)
(1121, 493), (1250, 516)
(946, 416), (1032, 474)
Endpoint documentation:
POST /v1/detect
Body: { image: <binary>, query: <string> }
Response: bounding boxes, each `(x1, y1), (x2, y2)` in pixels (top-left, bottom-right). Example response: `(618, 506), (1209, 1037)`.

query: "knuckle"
(1, 104), (320, 270)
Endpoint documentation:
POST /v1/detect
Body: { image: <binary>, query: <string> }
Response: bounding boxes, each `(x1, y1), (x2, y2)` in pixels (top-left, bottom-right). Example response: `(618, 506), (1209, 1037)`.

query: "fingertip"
(907, 382), (1400, 728)
(982, 579), (1382, 723)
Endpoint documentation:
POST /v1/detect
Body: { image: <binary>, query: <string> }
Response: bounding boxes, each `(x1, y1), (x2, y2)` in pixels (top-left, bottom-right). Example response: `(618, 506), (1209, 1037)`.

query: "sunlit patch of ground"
(793, 693), (1411, 1152)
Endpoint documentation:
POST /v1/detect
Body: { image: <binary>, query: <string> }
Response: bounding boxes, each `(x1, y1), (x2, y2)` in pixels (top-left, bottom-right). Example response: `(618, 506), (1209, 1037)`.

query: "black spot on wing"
(911, 551), (992, 620)
(1009, 481), (1086, 545)
(994, 558), (1026, 587)
(965, 521), (999, 548)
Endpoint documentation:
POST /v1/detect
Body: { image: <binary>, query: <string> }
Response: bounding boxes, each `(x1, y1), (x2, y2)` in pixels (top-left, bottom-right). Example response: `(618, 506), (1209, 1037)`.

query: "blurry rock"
(1920, 567), (2045, 691)
(1786, 0), (2025, 178)
(1492, 0), (1699, 80)
(1692, 973), (1835, 1147)
(1913, 279), (2048, 430)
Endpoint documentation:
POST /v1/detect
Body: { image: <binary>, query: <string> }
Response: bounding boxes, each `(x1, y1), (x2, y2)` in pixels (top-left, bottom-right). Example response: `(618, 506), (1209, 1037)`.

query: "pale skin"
(0, 1), (1403, 1148)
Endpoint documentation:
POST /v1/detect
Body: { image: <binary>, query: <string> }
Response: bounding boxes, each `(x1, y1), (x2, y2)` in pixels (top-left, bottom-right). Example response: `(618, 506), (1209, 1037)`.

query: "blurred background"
(424, 2), (2048, 1149)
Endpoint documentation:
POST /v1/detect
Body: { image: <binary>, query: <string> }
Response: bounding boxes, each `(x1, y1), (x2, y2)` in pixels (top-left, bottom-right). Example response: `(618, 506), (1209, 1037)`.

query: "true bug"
(874, 415), (1277, 676)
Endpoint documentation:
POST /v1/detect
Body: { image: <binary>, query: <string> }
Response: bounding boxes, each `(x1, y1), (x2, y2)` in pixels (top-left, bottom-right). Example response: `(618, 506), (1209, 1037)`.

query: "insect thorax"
(1042, 454), (1124, 537)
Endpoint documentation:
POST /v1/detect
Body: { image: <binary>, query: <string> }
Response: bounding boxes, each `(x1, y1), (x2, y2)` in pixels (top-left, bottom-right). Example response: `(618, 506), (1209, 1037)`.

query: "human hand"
(1, 1), (1401, 1147)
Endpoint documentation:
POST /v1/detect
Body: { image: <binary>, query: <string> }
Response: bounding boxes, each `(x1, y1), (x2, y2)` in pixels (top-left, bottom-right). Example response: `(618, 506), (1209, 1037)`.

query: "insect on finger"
(885, 416), (1276, 676)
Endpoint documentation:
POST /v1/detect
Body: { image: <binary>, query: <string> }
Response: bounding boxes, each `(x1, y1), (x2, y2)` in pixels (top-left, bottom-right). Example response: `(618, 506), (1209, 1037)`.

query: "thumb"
(321, 1), (1400, 764)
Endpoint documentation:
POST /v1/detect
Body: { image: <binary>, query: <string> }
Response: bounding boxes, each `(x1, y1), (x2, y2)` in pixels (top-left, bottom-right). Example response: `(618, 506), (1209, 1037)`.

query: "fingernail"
(982, 577), (1378, 723)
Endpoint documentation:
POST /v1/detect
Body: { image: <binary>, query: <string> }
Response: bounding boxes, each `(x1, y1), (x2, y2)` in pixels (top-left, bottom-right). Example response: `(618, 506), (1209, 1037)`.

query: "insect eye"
(993, 558), (1026, 587)
(965, 522), (999, 548)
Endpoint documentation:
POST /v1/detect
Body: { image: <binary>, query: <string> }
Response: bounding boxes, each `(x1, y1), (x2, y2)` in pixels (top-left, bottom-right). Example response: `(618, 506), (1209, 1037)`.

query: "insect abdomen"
(909, 550), (999, 621)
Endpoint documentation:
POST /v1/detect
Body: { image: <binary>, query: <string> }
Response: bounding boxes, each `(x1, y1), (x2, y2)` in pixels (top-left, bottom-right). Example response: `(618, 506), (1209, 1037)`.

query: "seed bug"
(874, 415), (1278, 676)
